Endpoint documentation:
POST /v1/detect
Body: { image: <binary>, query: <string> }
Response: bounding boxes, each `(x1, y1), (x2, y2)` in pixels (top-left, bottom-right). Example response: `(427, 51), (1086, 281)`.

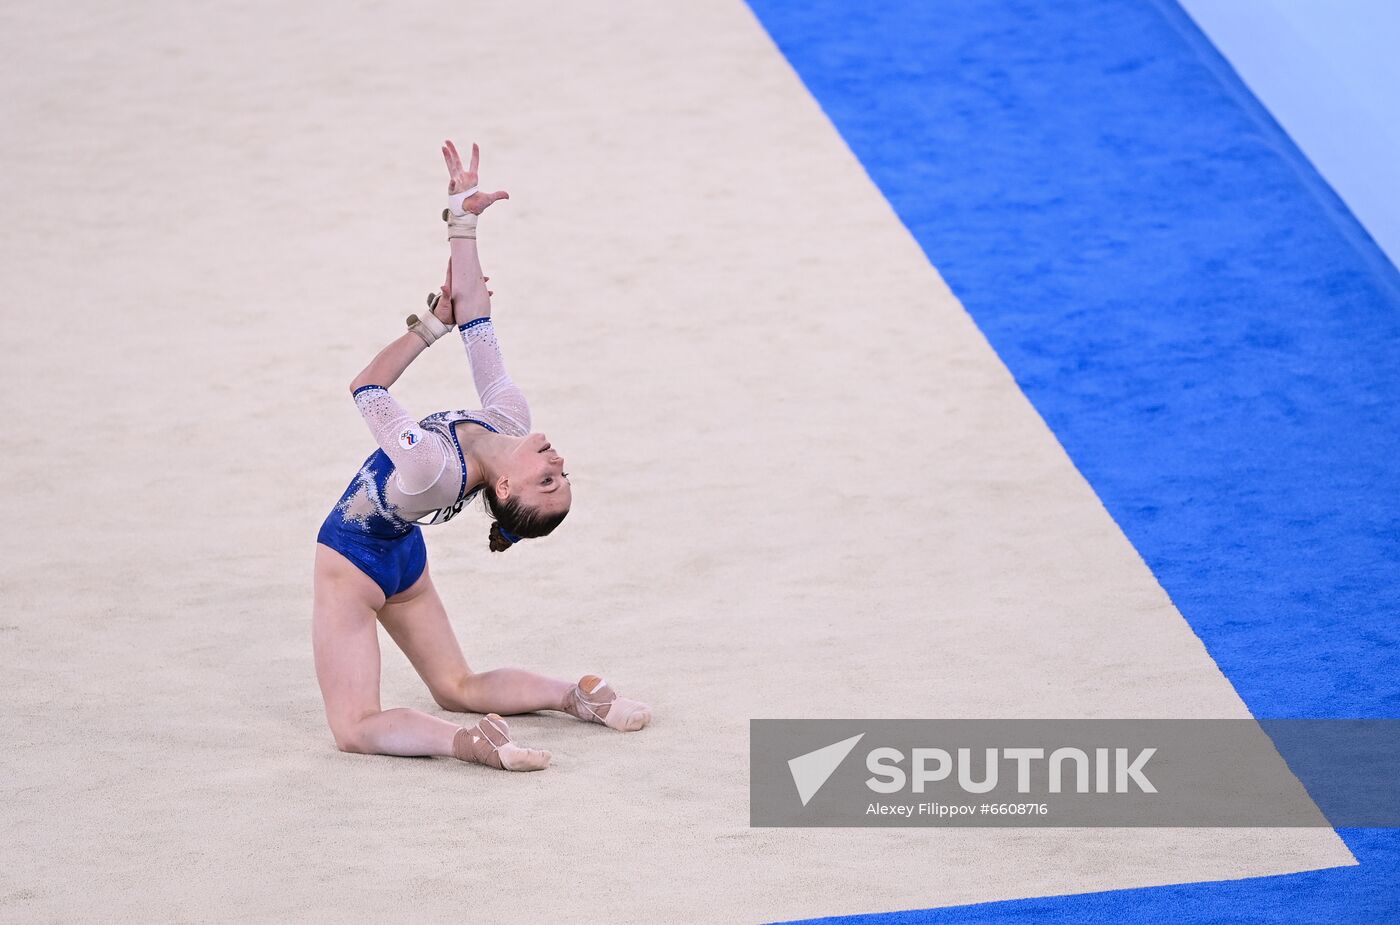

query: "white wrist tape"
(442, 189), (481, 240)
(405, 307), (452, 346)
(446, 187), (480, 217)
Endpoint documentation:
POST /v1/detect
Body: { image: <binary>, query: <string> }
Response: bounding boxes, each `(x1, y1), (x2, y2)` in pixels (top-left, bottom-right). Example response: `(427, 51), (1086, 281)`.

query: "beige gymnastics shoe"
(453, 714), (551, 771)
(563, 675), (652, 732)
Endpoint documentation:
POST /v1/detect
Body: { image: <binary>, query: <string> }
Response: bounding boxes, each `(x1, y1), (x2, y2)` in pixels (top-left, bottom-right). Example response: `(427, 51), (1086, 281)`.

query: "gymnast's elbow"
(348, 375), (381, 395)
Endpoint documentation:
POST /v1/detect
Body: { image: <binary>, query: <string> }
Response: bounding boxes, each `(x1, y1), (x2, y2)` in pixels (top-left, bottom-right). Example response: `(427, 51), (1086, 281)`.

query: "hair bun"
(488, 521), (515, 553)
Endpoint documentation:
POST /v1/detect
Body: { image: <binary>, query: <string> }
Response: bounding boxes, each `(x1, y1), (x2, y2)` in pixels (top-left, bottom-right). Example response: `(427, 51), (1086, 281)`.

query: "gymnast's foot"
(563, 675), (652, 732)
(453, 714), (551, 771)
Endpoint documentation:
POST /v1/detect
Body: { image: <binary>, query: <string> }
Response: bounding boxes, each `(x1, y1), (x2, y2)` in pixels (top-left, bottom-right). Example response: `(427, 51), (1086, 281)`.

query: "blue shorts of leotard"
(317, 447), (431, 598)
(317, 515), (427, 598)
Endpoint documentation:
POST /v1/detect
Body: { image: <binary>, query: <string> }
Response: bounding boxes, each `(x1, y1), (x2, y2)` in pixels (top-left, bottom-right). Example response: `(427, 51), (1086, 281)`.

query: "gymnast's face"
(501, 432), (571, 516)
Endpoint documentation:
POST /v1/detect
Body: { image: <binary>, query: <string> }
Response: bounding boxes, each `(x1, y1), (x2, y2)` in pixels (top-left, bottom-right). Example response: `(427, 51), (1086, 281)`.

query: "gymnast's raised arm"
(347, 141), (505, 395)
(441, 140), (530, 435)
(440, 140), (507, 325)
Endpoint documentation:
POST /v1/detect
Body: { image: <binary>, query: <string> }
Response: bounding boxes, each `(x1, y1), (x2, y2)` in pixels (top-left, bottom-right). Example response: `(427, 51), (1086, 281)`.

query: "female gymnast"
(312, 140), (650, 772)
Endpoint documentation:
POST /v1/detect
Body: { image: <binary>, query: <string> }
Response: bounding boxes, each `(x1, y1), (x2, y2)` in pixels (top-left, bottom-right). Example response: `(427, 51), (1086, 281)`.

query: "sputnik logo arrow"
(788, 733), (865, 806)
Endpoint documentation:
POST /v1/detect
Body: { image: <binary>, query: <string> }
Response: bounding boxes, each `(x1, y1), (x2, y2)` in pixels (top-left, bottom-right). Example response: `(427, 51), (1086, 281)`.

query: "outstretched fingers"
(442, 139), (472, 193)
(441, 140), (504, 205)
(441, 145), (460, 192)
(444, 139), (464, 173)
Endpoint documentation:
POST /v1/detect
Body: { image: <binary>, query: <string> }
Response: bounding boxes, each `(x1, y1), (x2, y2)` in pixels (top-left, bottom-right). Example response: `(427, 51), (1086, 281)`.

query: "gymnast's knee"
(429, 671), (477, 712)
(329, 714), (376, 754)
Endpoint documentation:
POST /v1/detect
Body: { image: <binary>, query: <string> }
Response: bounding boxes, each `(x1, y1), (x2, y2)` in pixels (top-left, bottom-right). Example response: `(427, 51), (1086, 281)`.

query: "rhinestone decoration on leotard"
(458, 321), (531, 437)
(323, 318), (535, 536)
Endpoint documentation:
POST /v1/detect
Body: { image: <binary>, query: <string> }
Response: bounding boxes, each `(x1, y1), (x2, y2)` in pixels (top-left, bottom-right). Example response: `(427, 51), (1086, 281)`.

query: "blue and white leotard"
(316, 318), (530, 597)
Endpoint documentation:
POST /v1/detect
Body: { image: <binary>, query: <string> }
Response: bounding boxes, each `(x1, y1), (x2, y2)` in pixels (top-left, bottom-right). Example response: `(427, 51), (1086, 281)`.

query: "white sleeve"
(351, 385), (451, 495)
(458, 318), (532, 435)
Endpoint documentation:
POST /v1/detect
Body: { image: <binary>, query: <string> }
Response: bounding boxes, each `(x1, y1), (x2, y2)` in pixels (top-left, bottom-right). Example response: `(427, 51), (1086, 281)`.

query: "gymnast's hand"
(431, 263), (455, 326)
(441, 140), (509, 214)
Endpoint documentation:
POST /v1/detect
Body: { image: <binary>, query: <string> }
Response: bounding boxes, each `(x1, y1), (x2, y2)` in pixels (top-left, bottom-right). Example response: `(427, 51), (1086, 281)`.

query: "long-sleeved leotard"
(328, 317), (530, 540)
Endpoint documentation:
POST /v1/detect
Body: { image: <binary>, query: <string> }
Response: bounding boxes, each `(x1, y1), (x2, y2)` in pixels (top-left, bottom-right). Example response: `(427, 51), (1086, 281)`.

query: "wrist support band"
(405, 299), (453, 346)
